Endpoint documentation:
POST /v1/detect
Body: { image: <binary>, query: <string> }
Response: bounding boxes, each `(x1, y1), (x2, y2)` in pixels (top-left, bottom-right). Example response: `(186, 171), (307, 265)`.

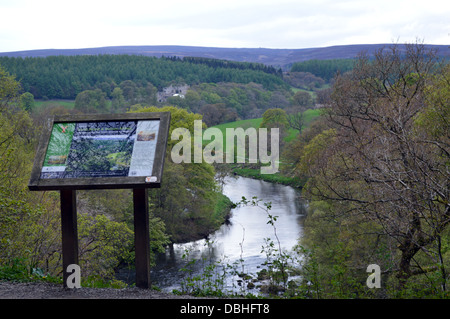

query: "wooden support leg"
(60, 189), (78, 288)
(133, 188), (151, 289)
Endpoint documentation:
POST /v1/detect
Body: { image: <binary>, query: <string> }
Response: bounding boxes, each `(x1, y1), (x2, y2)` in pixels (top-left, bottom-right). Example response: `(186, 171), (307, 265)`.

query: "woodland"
(0, 43), (449, 297)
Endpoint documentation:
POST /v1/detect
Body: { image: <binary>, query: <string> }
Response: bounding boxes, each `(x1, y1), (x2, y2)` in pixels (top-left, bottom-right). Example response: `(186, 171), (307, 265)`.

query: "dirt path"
(0, 281), (197, 299)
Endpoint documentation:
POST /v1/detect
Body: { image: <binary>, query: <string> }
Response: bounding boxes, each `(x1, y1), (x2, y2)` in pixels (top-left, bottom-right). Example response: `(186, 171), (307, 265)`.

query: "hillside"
(1, 44), (449, 69)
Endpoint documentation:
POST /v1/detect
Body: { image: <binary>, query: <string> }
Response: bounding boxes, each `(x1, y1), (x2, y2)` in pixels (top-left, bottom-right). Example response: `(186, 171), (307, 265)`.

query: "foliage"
(0, 257), (61, 283)
(231, 167), (306, 188)
(290, 58), (356, 82)
(20, 92), (35, 112)
(0, 66), (64, 279)
(74, 88), (107, 113)
(291, 90), (314, 108)
(283, 72), (326, 90)
(77, 213), (139, 279)
(0, 55), (288, 100)
(0, 65), (20, 109)
(182, 56), (283, 77)
(185, 82), (291, 123)
(260, 108), (289, 130)
(295, 42), (450, 297)
(176, 241), (230, 297)
(1, 55), (298, 125)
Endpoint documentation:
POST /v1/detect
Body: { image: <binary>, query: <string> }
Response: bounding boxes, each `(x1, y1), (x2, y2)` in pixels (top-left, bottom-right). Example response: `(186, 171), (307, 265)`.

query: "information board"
(28, 112), (170, 190)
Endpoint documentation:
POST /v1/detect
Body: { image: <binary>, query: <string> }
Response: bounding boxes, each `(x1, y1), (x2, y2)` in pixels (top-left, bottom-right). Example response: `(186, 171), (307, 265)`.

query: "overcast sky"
(0, 0), (449, 52)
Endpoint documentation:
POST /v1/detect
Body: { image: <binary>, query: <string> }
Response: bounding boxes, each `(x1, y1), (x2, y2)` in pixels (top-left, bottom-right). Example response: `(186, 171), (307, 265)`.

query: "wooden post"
(133, 188), (151, 289)
(60, 189), (78, 288)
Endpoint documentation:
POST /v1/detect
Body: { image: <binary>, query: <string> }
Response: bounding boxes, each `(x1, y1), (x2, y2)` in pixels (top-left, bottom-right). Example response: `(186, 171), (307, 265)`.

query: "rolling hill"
(1, 44), (448, 69)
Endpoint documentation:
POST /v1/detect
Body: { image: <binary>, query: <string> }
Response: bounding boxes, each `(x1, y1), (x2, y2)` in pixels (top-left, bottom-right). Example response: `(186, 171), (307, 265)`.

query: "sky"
(0, 0), (449, 52)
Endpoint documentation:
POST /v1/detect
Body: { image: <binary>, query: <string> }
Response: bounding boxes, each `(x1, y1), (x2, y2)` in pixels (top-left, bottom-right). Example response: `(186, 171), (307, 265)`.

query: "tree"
(315, 87), (332, 106)
(119, 80), (138, 102)
(111, 87), (125, 112)
(199, 103), (238, 126)
(74, 89), (107, 113)
(302, 42), (450, 291)
(0, 66), (62, 278)
(0, 64), (20, 110)
(0, 66), (36, 189)
(20, 92), (35, 112)
(291, 58), (355, 82)
(260, 108), (289, 129)
(260, 108), (289, 157)
(284, 72), (325, 90)
(292, 90), (313, 108)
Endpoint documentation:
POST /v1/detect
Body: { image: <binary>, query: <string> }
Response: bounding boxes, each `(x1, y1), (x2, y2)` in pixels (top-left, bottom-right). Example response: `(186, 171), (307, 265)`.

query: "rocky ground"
(0, 281), (197, 299)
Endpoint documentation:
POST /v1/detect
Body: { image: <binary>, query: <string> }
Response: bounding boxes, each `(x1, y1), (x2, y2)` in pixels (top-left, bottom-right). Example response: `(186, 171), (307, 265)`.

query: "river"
(118, 176), (307, 294)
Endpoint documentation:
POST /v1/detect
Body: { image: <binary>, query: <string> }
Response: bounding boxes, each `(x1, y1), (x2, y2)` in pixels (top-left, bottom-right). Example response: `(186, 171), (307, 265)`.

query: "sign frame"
(28, 111), (171, 289)
(28, 112), (171, 191)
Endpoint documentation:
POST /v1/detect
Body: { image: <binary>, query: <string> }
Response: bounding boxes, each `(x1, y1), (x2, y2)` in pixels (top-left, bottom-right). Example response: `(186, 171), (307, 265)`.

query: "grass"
(231, 166), (307, 188)
(212, 192), (234, 225)
(291, 87), (317, 100)
(34, 99), (75, 110)
(34, 99), (114, 111)
(208, 108), (322, 148)
(211, 118), (263, 131)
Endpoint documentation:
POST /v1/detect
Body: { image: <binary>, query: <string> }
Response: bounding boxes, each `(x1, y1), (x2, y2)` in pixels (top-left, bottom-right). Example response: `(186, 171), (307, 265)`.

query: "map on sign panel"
(40, 120), (160, 179)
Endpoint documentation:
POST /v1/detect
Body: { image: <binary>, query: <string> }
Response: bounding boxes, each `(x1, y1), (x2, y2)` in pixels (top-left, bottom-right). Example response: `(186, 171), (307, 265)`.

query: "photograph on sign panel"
(64, 121), (136, 178)
(40, 122), (76, 179)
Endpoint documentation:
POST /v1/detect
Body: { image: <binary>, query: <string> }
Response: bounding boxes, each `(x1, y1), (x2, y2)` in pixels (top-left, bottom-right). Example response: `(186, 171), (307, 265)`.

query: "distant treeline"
(0, 55), (288, 100)
(290, 58), (356, 81)
(182, 56), (283, 77)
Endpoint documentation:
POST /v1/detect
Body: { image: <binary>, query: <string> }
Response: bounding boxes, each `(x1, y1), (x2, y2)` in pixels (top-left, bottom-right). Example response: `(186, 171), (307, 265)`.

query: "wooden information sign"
(28, 112), (171, 288)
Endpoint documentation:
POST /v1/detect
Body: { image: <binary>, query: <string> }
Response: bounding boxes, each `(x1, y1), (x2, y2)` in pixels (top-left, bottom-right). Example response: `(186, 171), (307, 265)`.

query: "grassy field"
(34, 99), (76, 110)
(208, 108), (322, 149)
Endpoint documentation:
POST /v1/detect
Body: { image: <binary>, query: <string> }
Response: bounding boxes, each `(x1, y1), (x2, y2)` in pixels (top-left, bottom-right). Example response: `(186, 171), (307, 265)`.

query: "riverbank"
(167, 191), (234, 244)
(231, 166), (306, 189)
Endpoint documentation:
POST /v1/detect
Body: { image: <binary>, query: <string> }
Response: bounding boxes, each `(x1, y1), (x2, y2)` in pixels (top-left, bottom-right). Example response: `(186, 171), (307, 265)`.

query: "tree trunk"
(397, 239), (421, 288)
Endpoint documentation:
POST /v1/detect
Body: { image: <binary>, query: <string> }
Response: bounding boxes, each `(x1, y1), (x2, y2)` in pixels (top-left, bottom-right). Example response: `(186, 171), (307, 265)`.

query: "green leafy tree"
(260, 108), (289, 129)
(77, 214), (134, 278)
(20, 92), (35, 112)
(111, 87), (125, 112)
(0, 64), (20, 109)
(292, 90), (313, 108)
(0, 65), (61, 279)
(74, 89), (107, 113)
(260, 108), (289, 151)
(291, 58), (355, 82)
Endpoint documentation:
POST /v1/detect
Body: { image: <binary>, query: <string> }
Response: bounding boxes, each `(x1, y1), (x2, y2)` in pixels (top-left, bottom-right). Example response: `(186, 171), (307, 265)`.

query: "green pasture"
(34, 99), (76, 110)
(207, 108), (321, 151)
